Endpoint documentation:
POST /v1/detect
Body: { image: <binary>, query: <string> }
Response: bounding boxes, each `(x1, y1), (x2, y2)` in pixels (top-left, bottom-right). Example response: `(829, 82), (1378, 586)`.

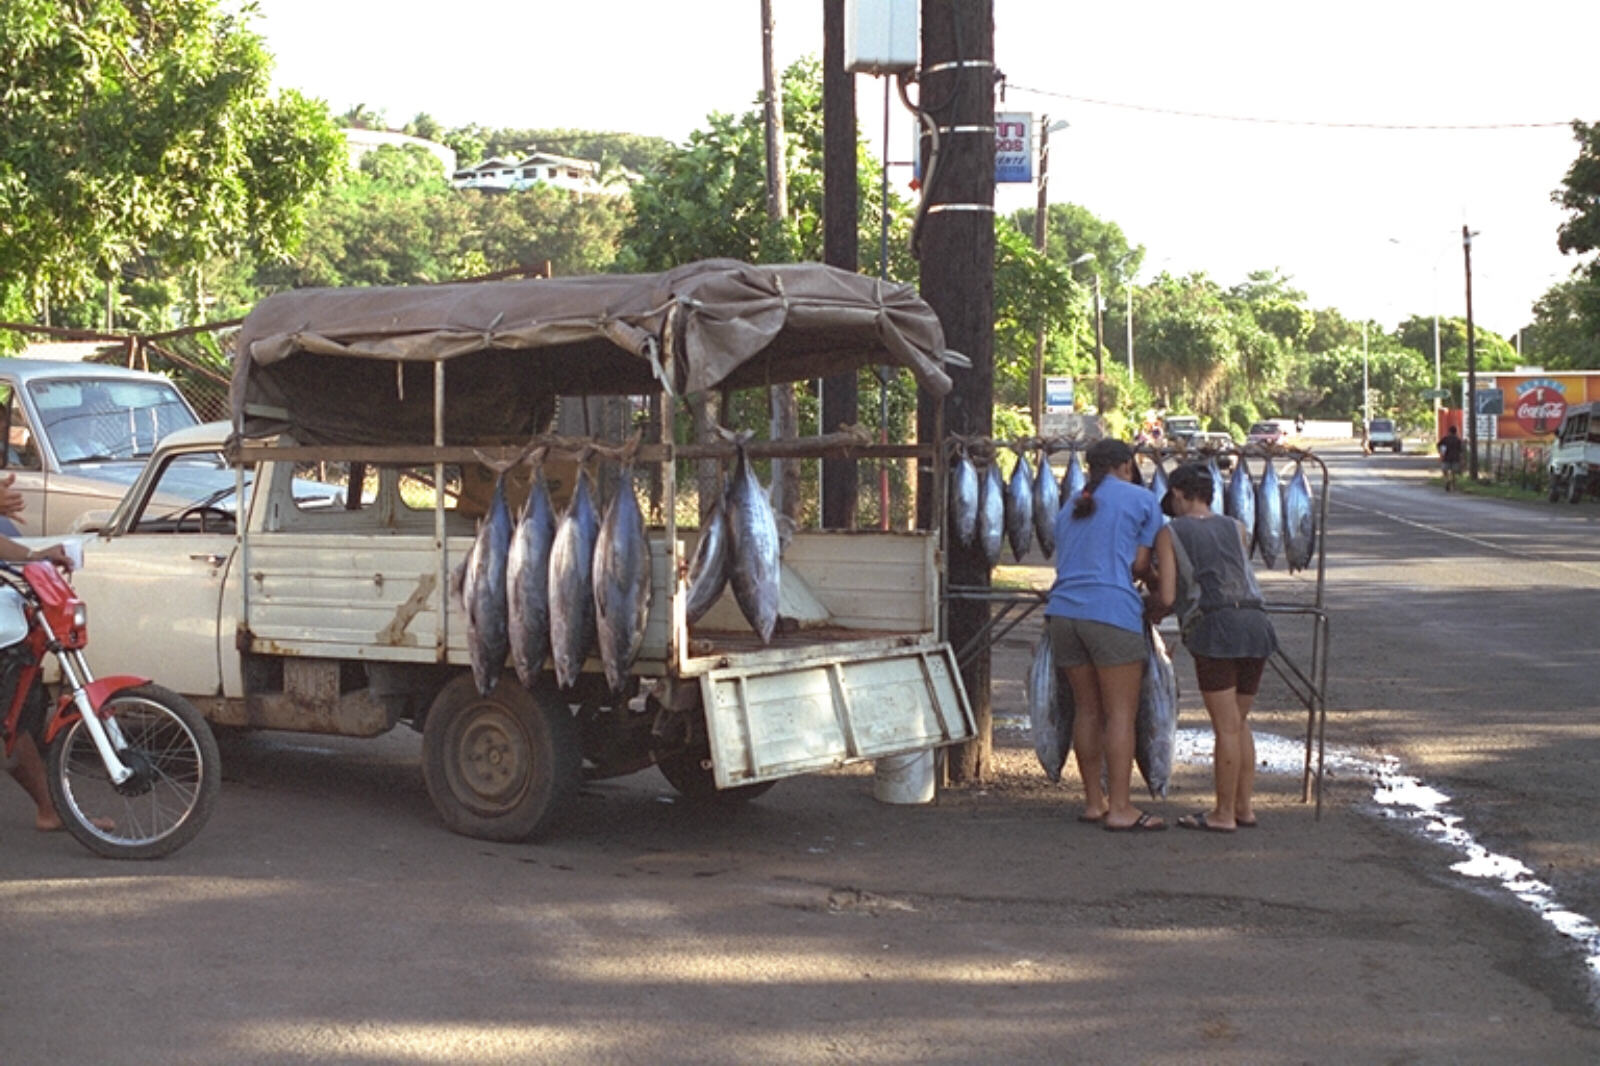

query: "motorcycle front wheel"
(46, 683), (221, 860)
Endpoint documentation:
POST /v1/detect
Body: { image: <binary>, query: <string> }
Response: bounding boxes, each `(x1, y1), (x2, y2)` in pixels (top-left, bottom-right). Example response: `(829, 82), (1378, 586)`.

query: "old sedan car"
(0, 358), (339, 533)
(1246, 420), (1284, 446)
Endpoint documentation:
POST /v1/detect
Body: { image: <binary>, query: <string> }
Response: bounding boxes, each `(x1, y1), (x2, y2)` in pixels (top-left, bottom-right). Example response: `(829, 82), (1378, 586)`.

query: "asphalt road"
(3, 440), (1599, 1065)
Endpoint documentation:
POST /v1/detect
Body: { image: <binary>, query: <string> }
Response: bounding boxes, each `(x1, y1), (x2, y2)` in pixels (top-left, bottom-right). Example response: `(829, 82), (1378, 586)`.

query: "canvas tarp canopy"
(229, 258), (962, 446)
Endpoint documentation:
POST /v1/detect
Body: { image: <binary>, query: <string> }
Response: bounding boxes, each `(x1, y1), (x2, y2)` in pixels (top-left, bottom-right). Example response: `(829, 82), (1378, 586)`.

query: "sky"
(249, 0), (1598, 340)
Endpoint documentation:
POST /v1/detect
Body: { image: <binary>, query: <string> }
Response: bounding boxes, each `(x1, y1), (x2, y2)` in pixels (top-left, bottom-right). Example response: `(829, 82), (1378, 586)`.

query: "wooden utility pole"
(761, 0), (800, 521)
(916, 0), (996, 782)
(820, 0), (859, 529)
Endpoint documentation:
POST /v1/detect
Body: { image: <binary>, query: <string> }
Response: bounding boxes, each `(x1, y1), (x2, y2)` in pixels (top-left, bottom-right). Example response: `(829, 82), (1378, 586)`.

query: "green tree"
(1521, 277), (1600, 369)
(0, 0), (343, 307)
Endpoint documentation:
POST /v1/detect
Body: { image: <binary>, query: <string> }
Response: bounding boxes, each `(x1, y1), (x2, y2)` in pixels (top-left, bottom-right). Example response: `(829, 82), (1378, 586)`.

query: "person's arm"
(0, 535), (70, 569)
(1144, 525), (1177, 621)
(0, 471), (23, 523)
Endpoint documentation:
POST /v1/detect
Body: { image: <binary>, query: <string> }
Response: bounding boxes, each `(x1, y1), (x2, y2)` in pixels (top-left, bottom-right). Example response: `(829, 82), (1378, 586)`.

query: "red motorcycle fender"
(43, 675), (151, 743)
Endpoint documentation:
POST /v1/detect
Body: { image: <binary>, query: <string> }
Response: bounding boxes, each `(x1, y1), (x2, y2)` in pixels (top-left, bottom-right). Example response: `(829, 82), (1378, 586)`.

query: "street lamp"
(1063, 252), (1097, 411)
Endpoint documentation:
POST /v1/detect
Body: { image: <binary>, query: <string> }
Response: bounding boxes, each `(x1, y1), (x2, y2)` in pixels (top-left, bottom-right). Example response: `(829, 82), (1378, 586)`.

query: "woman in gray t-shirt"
(1154, 462), (1277, 833)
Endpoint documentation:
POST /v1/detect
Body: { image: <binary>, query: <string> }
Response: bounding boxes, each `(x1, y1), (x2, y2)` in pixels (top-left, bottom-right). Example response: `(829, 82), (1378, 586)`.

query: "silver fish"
(1207, 456), (1227, 515)
(1005, 449), (1035, 561)
(950, 448), (980, 549)
(1284, 460), (1316, 573)
(507, 464), (557, 689)
(593, 464), (653, 693)
(1028, 630), (1075, 783)
(1254, 457), (1285, 569)
(1135, 624), (1179, 800)
(726, 441), (781, 643)
(978, 459), (1005, 568)
(1225, 456), (1256, 555)
(548, 466), (600, 689)
(1031, 448), (1059, 558)
(684, 496), (731, 625)
(1059, 449), (1087, 505)
(464, 472), (513, 697)
(1148, 458), (1169, 502)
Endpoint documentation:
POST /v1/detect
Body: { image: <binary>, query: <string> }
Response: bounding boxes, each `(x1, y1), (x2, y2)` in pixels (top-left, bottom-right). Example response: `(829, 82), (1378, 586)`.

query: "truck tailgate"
(699, 642), (975, 789)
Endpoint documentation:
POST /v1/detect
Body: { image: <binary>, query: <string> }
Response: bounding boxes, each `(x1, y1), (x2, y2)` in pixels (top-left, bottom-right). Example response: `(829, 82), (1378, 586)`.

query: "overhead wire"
(1006, 84), (1574, 131)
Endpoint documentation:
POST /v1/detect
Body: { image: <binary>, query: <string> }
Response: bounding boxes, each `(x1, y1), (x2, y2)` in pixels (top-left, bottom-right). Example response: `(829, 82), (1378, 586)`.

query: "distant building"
(341, 128), (457, 176)
(451, 151), (637, 198)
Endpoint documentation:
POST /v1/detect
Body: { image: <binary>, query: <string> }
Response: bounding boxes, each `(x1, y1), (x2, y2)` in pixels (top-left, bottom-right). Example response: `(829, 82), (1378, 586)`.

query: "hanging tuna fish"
(1254, 456), (1285, 569)
(949, 445), (980, 549)
(548, 464), (601, 689)
(1148, 457), (1169, 504)
(1059, 448), (1087, 505)
(1283, 460), (1316, 573)
(593, 460), (653, 693)
(1031, 447), (1060, 558)
(1005, 446), (1035, 561)
(684, 495), (732, 625)
(724, 436), (781, 643)
(1207, 456), (1227, 516)
(463, 467), (514, 697)
(1028, 630), (1075, 783)
(978, 457), (1005, 568)
(507, 459), (557, 689)
(1135, 624), (1179, 800)
(1225, 456), (1256, 557)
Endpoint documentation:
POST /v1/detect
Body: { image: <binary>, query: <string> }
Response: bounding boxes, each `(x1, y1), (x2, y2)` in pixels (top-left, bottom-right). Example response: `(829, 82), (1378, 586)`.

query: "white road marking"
(1330, 498), (1600, 581)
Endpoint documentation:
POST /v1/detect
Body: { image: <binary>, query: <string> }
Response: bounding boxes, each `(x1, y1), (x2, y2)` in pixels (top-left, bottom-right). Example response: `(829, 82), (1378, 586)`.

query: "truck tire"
(422, 674), (580, 841)
(656, 751), (778, 804)
(1570, 470), (1586, 504)
(1549, 473), (1564, 502)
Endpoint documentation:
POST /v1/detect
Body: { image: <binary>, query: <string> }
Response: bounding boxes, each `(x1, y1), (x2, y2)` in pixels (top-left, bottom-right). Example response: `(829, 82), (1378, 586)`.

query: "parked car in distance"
(1161, 414), (1202, 447)
(0, 358), (342, 534)
(1366, 418), (1402, 453)
(1547, 401), (1599, 503)
(1246, 421), (1284, 446)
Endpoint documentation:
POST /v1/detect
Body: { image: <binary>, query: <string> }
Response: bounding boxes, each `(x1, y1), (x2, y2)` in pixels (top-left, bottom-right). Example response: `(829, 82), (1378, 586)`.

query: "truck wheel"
(1569, 471), (1586, 504)
(656, 751), (778, 804)
(1549, 474), (1564, 502)
(422, 674), (580, 841)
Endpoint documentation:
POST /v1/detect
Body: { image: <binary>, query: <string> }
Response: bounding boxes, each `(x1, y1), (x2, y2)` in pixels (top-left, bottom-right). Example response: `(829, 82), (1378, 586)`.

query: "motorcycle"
(0, 560), (219, 858)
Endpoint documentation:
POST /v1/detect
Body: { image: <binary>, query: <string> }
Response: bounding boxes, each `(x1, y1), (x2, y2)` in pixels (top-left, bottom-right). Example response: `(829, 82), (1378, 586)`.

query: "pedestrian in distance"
(1151, 462), (1277, 833)
(1046, 438), (1171, 832)
(1437, 425), (1464, 492)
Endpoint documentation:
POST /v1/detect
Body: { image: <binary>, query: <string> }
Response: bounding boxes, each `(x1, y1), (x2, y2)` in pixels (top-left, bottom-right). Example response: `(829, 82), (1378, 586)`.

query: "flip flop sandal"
(1104, 811), (1166, 832)
(1177, 812), (1236, 833)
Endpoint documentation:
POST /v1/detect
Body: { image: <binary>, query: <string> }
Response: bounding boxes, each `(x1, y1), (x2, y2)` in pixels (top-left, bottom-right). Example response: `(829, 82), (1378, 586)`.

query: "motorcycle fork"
(49, 641), (134, 786)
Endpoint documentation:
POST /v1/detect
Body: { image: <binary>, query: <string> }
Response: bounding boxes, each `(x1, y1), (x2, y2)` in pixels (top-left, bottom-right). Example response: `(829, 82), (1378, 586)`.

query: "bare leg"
(1198, 686), (1243, 829)
(8, 734), (61, 831)
(1065, 664), (1108, 820)
(1098, 661), (1161, 829)
(1235, 692), (1258, 824)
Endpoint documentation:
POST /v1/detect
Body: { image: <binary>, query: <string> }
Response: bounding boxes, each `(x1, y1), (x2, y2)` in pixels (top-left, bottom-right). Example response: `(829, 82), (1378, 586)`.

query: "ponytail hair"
(1071, 438), (1135, 519)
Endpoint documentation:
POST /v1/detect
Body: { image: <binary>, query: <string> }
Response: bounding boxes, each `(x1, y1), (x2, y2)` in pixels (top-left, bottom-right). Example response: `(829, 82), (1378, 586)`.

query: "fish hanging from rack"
(548, 463), (601, 688)
(1005, 445), (1035, 561)
(593, 457), (653, 693)
(507, 457), (557, 689)
(1032, 446), (1059, 558)
(721, 430), (781, 643)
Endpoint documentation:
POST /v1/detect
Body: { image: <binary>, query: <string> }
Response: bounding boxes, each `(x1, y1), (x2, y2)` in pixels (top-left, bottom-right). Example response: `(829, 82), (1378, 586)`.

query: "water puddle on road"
(1175, 728), (1600, 988)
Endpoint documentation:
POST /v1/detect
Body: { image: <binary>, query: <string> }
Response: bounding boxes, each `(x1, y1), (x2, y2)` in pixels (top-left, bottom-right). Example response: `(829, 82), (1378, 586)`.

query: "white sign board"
(1044, 375), (1075, 411)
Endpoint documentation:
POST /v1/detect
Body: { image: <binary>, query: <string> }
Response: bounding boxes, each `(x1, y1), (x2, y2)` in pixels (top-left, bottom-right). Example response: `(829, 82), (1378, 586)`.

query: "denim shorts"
(1048, 615), (1147, 668)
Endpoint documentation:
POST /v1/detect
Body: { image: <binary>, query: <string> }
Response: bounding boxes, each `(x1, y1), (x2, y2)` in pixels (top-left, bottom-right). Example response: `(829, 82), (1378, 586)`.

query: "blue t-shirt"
(1045, 475), (1164, 633)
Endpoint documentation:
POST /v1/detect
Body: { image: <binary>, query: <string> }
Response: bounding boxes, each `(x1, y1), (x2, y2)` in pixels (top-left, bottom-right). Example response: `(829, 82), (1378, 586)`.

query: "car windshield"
(1250, 423), (1278, 434)
(1370, 420), (1394, 431)
(29, 378), (198, 462)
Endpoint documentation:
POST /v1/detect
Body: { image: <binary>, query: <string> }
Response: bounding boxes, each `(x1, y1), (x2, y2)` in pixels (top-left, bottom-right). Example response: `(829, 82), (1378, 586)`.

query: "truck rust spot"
(377, 572), (437, 646)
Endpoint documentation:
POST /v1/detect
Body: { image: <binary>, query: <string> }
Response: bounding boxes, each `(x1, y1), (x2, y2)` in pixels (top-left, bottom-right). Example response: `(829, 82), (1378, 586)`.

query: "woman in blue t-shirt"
(1047, 438), (1171, 832)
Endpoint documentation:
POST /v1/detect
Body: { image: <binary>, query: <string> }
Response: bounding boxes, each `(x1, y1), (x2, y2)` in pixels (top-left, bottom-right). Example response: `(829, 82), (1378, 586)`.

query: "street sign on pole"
(1419, 388), (1451, 400)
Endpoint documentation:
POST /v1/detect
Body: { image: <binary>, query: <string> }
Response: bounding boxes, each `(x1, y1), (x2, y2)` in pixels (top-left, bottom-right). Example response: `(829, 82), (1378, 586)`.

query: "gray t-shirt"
(1169, 513), (1277, 660)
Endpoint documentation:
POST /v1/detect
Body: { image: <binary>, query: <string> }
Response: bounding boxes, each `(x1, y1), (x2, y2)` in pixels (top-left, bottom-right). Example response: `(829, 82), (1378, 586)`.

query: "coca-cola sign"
(1514, 378), (1567, 435)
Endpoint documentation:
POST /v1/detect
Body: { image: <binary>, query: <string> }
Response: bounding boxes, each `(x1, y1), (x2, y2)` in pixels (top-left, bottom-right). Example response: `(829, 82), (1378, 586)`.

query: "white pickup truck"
(61, 261), (977, 841)
(1548, 401), (1599, 503)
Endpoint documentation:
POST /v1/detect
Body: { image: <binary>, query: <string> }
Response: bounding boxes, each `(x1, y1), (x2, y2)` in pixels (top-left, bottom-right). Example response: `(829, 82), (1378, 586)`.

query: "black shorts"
(1193, 655), (1267, 695)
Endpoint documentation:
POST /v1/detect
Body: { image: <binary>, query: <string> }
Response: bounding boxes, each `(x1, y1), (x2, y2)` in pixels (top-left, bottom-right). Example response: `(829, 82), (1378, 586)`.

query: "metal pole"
(1093, 273), (1104, 412)
(1126, 284), (1134, 378)
(879, 76), (891, 531)
(1362, 320), (1369, 430)
(1463, 224), (1479, 481)
(1433, 311), (1441, 425)
(1030, 116), (1051, 433)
